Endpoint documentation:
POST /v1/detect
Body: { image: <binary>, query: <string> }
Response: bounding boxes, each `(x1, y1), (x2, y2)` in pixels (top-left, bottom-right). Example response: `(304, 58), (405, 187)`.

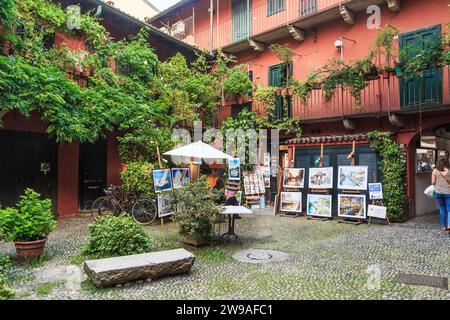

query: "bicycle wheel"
(131, 198), (157, 225)
(91, 196), (116, 220)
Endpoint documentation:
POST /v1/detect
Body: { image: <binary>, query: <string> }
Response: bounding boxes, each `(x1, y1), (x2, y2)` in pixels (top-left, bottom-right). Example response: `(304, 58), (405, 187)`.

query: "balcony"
(290, 66), (450, 122)
(169, 0), (387, 52)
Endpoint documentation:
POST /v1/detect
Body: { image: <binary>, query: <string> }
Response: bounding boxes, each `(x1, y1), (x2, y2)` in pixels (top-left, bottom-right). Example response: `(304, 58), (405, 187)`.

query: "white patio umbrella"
(163, 141), (233, 160)
(163, 141), (234, 180)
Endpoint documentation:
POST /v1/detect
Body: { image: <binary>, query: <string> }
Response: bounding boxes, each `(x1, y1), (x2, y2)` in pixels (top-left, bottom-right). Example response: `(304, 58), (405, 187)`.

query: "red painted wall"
(57, 142), (79, 218)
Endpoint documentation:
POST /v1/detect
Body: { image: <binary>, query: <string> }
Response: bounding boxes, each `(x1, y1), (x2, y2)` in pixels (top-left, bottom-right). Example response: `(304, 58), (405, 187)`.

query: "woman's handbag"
(424, 185), (436, 199)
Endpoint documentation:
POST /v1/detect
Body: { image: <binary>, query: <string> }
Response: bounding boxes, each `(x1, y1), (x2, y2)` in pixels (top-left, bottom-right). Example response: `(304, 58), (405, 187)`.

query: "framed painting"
(171, 168), (190, 189)
(153, 169), (172, 193)
(337, 166), (368, 191)
(280, 192), (302, 213)
(309, 167), (333, 189)
(307, 194), (332, 218)
(338, 194), (367, 219)
(283, 168), (305, 189)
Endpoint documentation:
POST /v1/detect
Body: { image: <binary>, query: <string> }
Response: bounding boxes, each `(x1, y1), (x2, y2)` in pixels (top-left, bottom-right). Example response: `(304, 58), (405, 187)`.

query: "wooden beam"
(339, 6), (355, 25)
(387, 0), (400, 12)
(248, 39), (265, 52)
(288, 25), (305, 42)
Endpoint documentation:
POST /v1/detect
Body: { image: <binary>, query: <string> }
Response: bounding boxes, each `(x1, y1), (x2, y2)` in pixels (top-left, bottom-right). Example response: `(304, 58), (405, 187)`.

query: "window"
(267, 0), (285, 17)
(269, 62), (293, 120)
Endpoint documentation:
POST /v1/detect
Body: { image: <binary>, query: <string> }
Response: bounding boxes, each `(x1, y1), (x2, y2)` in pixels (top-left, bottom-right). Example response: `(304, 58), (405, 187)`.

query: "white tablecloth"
(220, 206), (253, 215)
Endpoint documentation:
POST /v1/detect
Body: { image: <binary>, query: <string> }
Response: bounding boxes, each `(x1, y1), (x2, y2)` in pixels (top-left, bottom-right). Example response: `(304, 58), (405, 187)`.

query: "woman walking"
(431, 157), (450, 231)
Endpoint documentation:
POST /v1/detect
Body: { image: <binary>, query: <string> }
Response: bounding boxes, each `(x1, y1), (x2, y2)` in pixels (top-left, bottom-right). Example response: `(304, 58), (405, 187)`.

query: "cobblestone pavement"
(1, 212), (449, 300)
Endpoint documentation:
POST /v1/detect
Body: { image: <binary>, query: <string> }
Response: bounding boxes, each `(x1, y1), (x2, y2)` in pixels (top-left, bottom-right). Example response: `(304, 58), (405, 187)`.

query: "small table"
(219, 206), (253, 245)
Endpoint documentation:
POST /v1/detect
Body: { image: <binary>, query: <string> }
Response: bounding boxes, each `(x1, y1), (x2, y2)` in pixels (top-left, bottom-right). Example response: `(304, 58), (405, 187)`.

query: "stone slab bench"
(83, 248), (195, 288)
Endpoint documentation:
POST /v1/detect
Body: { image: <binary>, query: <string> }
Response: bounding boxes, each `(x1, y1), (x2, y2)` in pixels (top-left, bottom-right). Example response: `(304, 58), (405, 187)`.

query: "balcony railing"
(289, 66), (450, 121)
(176, 0), (344, 51)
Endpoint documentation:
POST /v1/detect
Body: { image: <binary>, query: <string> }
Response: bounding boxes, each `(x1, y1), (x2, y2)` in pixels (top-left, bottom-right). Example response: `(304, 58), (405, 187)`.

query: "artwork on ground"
(337, 166), (368, 190)
(153, 169), (172, 193)
(309, 167), (334, 189)
(157, 194), (175, 217)
(228, 158), (241, 180)
(338, 194), (367, 219)
(171, 168), (190, 189)
(280, 192), (302, 213)
(283, 168), (305, 189)
(307, 194), (332, 218)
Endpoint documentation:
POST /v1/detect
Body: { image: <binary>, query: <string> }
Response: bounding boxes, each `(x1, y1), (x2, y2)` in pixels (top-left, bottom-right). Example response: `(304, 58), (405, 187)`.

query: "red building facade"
(150, 0), (450, 217)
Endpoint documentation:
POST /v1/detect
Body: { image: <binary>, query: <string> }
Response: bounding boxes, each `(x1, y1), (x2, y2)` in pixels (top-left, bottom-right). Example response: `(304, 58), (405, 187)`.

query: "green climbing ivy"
(367, 131), (406, 221)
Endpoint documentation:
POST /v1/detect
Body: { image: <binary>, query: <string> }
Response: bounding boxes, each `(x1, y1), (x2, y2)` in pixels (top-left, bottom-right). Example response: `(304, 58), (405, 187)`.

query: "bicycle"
(91, 185), (157, 225)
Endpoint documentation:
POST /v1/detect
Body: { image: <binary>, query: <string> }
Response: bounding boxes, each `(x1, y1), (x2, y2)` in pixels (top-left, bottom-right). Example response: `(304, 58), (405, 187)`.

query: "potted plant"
(0, 189), (56, 261)
(169, 178), (221, 246)
(373, 25), (400, 80)
(222, 64), (253, 103)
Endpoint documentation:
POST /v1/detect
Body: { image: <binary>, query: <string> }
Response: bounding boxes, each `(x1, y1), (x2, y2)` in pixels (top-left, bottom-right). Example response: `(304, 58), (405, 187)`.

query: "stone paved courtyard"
(1, 211), (449, 300)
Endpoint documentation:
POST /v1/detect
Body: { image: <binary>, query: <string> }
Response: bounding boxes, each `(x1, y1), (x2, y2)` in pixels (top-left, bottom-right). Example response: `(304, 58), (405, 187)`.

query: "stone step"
(83, 248), (195, 287)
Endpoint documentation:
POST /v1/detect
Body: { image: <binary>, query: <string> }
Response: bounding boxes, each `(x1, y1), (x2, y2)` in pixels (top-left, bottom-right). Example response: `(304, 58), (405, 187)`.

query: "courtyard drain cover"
(233, 249), (289, 264)
(397, 273), (448, 290)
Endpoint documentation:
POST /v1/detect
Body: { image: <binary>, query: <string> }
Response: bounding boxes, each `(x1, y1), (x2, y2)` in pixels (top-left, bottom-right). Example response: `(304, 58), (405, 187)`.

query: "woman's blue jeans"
(436, 193), (450, 228)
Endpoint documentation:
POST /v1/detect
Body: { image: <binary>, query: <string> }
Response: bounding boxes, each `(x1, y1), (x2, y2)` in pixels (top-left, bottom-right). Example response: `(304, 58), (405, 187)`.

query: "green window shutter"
(267, 0), (285, 17)
(399, 24), (443, 108)
(269, 62), (293, 120)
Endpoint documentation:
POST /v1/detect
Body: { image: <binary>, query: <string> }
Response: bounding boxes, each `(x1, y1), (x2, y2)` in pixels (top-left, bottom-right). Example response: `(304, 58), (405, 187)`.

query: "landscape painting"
(337, 166), (368, 191)
(338, 194), (366, 219)
(309, 167), (333, 189)
(280, 192), (302, 213)
(283, 168), (305, 189)
(153, 169), (172, 193)
(307, 194), (332, 218)
(171, 168), (190, 189)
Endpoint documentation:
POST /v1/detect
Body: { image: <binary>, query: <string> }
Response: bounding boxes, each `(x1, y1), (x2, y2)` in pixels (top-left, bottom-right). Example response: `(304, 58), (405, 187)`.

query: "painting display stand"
(338, 189), (365, 226)
(368, 199), (391, 226)
(279, 187), (303, 218)
(245, 194), (262, 209)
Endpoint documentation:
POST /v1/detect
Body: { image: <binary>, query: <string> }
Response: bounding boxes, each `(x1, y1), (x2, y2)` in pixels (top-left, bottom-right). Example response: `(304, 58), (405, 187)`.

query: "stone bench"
(83, 248), (195, 288)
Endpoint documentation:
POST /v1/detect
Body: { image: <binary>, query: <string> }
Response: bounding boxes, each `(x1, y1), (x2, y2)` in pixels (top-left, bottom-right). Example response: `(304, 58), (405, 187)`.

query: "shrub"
(0, 188), (56, 242)
(0, 273), (14, 300)
(0, 255), (12, 272)
(83, 215), (152, 258)
(169, 178), (221, 241)
(120, 161), (155, 198)
(222, 65), (253, 99)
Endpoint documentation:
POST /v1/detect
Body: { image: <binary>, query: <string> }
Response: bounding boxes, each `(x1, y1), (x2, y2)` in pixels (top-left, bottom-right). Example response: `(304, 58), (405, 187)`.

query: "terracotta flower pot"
(82, 67), (92, 77)
(275, 88), (282, 96)
(381, 70), (391, 79)
(1, 40), (11, 55)
(14, 238), (47, 261)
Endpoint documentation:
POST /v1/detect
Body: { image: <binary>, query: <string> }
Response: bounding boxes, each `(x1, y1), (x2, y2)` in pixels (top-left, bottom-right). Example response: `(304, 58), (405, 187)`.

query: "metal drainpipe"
(217, 0), (219, 48)
(210, 0), (213, 53)
(247, 0), (250, 39)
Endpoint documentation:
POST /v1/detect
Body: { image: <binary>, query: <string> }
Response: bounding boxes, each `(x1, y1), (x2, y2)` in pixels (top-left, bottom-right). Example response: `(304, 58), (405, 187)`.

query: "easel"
(277, 150), (303, 218)
(338, 141), (365, 226)
(368, 173), (391, 226)
(308, 144), (333, 222)
(156, 143), (167, 226)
